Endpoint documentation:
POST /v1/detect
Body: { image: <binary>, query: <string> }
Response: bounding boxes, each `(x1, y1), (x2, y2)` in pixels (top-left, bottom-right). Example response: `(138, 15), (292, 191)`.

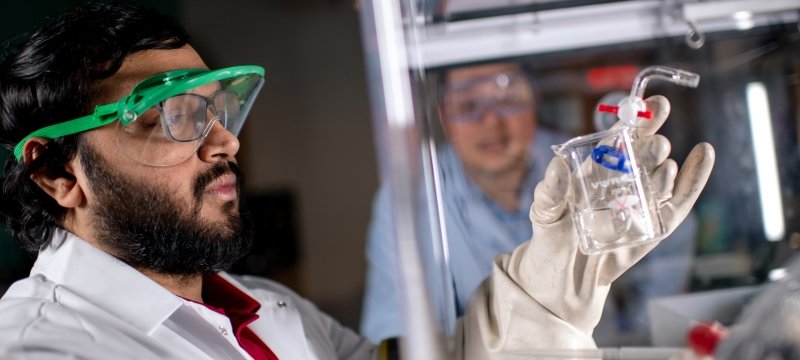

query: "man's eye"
(165, 113), (186, 126)
(455, 100), (478, 114)
(123, 115), (160, 137)
(137, 116), (160, 130)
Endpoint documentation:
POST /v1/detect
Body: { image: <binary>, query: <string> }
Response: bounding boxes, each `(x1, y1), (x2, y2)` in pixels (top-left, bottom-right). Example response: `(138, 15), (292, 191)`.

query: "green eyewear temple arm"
(13, 103), (118, 161)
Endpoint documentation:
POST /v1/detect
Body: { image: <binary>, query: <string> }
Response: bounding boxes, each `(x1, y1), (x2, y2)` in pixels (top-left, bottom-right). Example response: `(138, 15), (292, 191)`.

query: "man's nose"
(479, 102), (505, 126)
(197, 120), (240, 162)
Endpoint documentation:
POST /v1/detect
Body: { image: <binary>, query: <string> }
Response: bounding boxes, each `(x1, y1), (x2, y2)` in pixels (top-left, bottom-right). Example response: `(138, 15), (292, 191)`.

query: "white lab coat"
(0, 228), (603, 360)
(0, 229), (374, 359)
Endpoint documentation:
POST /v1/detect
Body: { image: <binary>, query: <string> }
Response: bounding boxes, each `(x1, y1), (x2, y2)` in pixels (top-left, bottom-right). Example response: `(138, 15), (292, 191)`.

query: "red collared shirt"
(184, 274), (279, 360)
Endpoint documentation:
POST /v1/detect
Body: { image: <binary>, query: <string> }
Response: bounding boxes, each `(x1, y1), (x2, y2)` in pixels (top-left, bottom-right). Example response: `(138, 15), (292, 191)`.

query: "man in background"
(362, 61), (699, 345)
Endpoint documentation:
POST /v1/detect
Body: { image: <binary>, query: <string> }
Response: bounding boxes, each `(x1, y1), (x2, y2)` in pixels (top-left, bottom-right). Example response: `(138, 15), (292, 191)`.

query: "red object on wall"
(586, 65), (639, 92)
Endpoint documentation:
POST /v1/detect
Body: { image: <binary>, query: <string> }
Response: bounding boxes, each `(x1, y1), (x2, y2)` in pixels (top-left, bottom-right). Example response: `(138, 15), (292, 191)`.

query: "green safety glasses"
(14, 65), (265, 167)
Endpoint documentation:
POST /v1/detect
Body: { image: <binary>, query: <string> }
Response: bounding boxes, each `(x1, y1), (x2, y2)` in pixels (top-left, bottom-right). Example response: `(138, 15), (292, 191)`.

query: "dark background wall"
(182, 0), (377, 329)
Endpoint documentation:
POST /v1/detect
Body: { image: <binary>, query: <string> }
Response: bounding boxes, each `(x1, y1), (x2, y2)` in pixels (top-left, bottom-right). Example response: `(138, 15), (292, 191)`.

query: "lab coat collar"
(31, 228), (184, 335)
(219, 274), (317, 359)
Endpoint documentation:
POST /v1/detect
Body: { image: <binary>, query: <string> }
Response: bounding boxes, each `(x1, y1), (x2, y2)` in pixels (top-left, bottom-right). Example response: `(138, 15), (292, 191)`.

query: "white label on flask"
(589, 173), (634, 190)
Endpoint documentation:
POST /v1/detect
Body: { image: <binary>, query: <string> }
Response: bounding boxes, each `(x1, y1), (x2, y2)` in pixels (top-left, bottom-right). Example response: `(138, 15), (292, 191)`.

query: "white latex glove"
(459, 96), (715, 358)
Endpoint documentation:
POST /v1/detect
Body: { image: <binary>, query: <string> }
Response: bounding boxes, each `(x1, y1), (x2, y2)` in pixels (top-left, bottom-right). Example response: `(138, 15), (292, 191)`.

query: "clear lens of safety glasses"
(115, 91), (242, 167)
(115, 105), (205, 167)
(159, 91), (240, 142)
(162, 94), (213, 141)
(115, 72), (263, 167)
(442, 71), (534, 124)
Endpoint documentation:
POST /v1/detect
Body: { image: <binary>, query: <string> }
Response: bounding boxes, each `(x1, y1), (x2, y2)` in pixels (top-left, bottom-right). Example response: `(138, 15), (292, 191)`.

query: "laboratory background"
(1, 0), (799, 353)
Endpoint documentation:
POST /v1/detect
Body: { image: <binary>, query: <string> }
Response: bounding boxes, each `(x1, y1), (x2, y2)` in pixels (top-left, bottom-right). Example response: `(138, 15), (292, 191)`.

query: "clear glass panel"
(361, 0), (800, 356)
(518, 26), (800, 347)
(357, 0), (454, 357)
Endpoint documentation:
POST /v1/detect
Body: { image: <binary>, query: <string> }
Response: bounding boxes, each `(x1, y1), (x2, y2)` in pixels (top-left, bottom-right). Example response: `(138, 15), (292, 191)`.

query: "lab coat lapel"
(218, 274), (314, 359)
(252, 294), (313, 359)
(162, 306), (251, 360)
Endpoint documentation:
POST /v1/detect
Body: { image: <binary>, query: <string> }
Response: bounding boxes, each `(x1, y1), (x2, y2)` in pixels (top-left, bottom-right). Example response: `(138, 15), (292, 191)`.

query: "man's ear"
(24, 138), (84, 209)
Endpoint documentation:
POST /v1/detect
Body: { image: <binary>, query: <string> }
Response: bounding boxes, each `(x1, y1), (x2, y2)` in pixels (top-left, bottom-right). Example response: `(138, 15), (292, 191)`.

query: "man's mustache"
(193, 161), (245, 202)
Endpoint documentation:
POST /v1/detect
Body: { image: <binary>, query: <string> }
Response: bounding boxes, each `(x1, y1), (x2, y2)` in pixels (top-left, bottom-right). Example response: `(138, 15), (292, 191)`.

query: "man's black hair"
(0, 1), (189, 253)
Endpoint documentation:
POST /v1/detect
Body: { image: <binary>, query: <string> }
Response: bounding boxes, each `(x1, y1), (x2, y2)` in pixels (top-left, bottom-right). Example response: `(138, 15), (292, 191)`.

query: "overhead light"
(746, 82), (785, 242)
(684, 0), (800, 23)
(732, 10), (754, 30)
(732, 10), (752, 21)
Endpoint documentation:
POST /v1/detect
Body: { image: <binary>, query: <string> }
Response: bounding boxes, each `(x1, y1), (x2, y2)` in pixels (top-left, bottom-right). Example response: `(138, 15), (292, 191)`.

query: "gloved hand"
(459, 95), (715, 357)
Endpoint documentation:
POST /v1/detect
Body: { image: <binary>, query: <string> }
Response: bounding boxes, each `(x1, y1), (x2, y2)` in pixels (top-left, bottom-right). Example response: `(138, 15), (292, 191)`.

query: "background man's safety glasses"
(442, 71), (534, 124)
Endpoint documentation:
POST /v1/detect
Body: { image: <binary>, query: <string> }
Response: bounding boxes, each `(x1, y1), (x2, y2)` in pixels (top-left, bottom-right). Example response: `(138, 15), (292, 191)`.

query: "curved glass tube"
(630, 66), (700, 99)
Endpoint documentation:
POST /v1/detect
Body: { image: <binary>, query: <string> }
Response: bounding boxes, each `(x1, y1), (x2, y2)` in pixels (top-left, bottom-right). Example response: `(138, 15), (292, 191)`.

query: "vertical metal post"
(358, 0), (448, 358)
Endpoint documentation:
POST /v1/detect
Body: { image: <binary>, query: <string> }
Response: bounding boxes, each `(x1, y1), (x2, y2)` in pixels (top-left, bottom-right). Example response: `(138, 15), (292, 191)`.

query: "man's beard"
(79, 144), (253, 276)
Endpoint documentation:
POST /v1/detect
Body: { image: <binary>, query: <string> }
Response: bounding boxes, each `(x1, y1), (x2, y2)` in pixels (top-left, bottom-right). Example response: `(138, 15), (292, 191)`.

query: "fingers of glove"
(598, 239), (662, 285)
(601, 144), (712, 284)
(651, 159), (678, 203)
(661, 143), (716, 231)
(531, 157), (570, 225)
(637, 95), (671, 137)
(635, 134), (671, 172)
(608, 95), (671, 137)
